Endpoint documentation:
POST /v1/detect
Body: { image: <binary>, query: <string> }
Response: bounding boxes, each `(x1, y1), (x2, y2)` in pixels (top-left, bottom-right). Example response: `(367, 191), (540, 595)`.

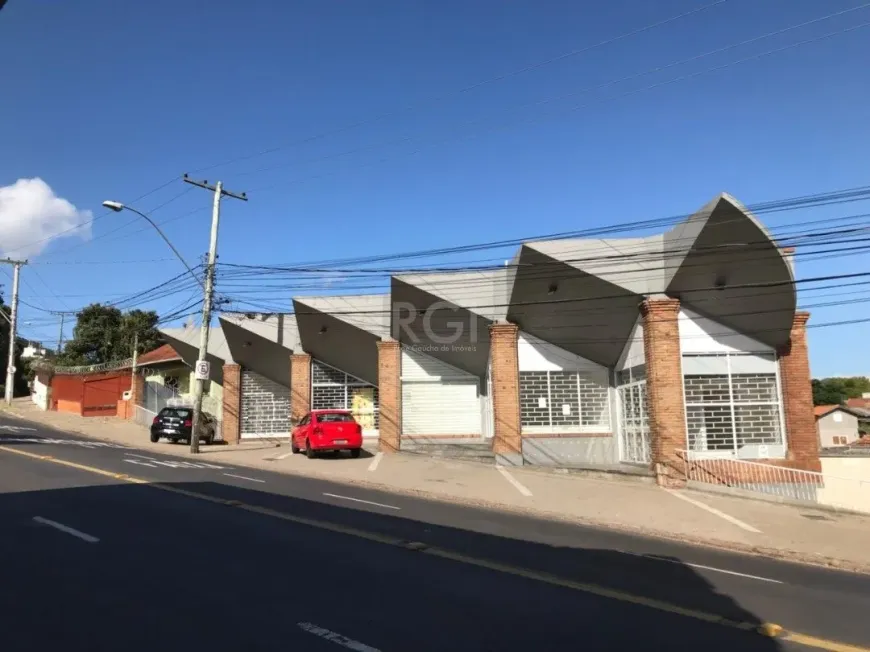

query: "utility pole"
(182, 173), (247, 453)
(2, 258), (27, 405)
(57, 312), (65, 355)
(131, 332), (139, 384)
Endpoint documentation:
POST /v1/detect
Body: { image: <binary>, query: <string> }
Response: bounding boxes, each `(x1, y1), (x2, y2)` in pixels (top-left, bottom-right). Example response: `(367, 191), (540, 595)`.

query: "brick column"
(490, 322), (522, 466)
(290, 353), (312, 424)
(222, 363), (241, 445)
(640, 298), (687, 487)
(126, 373), (145, 421)
(778, 312), (820, 472)
(377, 339), (401, 453)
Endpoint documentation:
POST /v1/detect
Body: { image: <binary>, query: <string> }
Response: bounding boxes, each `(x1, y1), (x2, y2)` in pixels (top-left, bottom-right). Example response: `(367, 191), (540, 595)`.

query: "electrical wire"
(189, 0), (734, 176)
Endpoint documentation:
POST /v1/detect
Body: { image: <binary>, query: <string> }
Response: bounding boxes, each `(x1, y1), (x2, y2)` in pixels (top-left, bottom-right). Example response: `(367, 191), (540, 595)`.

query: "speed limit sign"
(195, 360), (210, 380)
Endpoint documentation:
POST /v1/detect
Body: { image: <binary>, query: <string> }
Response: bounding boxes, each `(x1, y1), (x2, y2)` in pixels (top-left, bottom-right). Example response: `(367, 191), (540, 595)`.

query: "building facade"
(159, 193), (820, 482)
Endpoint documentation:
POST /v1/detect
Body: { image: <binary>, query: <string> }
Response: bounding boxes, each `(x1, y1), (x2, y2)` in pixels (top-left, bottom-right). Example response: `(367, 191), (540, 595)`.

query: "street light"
(101, 200), (204, 290)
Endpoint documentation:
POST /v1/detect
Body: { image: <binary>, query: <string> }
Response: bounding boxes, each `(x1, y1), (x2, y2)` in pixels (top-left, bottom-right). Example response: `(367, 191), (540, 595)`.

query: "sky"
(0, 0), (868, 377)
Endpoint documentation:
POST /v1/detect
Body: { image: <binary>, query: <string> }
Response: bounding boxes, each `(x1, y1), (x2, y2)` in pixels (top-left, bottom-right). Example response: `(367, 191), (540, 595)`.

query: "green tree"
(59, 304), (161, 366)
(812, 376), (870, 406)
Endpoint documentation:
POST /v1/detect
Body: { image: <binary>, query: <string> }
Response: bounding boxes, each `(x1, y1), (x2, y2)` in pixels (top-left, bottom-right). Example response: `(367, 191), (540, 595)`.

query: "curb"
(3, 407), (870, 575)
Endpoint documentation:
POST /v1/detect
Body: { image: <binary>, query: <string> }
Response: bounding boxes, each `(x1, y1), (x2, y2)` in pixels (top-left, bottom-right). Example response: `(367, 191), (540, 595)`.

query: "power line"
(242, 11), (870, 193)
(189, 0), (733, 176)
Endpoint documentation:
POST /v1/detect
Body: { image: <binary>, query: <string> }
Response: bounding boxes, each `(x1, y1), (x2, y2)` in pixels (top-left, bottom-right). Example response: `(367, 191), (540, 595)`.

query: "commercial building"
(160, 193), (820, 483)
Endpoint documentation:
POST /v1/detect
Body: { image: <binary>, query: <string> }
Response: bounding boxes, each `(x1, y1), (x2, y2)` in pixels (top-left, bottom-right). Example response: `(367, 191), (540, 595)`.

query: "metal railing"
(677, 449), (870, 514)
(134, 405), (157, 429)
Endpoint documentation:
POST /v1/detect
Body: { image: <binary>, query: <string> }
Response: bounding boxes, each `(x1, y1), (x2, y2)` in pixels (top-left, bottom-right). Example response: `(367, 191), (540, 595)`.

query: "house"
(156, 193), (821, 481)
(815, 405), (863, 448)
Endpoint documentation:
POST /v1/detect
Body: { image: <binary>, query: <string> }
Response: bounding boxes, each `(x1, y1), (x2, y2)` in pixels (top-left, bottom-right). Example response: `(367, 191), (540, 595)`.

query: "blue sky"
(1, 0), (868, 377)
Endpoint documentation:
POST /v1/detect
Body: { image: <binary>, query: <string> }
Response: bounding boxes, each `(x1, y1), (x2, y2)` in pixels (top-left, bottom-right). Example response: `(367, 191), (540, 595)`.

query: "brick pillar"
(290, 353), (312, 424)
(641, 298), (687, 487)
(377, 339), (401, 453)
(222, 363), (241, 445)
(490, 322), (522, 466)
(778, 312), (820, 472)
(127, 373), (145, 421)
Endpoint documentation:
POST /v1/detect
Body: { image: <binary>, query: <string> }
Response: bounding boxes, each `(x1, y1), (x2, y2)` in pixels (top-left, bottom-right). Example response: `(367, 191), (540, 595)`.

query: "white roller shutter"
(401, 348), (481, 437)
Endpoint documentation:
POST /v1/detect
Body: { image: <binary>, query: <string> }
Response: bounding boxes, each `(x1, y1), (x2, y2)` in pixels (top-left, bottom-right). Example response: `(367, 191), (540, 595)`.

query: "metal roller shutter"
(401, 348), (481, 437)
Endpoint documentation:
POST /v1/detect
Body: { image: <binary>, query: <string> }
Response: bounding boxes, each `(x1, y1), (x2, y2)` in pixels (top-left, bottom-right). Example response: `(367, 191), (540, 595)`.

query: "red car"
(291, 409), (363, 459)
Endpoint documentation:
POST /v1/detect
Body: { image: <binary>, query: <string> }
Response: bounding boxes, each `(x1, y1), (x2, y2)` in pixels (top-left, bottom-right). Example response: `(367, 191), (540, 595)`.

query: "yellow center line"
(0, 444), (866, 652)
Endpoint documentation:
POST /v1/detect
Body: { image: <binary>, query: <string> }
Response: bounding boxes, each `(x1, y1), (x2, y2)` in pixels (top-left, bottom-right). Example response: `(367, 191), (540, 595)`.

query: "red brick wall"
(778, 312), (821, 472)
(377, 339), (401, 453)
(222, 363), (241, 445)
(290, 353), (311, 424)
(490, 322), (522, 463)
(641, 298), (687, 487)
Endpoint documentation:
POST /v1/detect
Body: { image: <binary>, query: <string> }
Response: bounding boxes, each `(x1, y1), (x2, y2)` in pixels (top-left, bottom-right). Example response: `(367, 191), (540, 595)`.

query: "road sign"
(195, 360), (210, 380)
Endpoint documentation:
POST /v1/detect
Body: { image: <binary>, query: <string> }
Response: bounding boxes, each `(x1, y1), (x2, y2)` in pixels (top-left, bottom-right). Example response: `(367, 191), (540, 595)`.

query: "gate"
(617, 375), (650, 465)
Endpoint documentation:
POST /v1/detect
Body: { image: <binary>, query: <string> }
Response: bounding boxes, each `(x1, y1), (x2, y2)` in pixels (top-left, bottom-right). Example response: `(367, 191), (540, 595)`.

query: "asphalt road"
(1, 414), (868, 651)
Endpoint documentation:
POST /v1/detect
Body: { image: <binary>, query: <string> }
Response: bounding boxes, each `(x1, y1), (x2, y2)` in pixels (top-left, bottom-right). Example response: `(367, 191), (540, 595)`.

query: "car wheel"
(150, 432), (160, 443)
(305, 439), (316, 459)
(350, 448), (361, 459)
(291, 441), (300, 454)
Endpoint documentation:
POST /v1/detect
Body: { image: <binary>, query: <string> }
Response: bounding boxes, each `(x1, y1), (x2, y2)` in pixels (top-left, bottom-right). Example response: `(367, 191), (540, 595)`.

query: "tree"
(58, 304), (161, 366)
(812, 376), (870, 406)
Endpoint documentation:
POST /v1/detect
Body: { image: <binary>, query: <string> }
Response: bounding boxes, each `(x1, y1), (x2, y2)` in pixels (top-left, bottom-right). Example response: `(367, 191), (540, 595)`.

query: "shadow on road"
(0, 477), (786, 651)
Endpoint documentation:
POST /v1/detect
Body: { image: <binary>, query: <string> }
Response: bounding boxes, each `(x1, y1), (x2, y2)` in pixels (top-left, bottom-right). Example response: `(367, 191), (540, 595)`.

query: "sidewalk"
(5, 399), (870, 572)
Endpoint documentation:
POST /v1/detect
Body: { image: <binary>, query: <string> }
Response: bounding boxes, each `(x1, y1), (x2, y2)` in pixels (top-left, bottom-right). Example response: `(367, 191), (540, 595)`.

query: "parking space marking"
(323, 493), (400, 510)
(33, 516), (99, 543)
(663, 488), (761, 533)
(223, 473), (265, 483)
(367, 452), (383, 472)
(496, 465), (532, 497)
(297, 622), (380, 651)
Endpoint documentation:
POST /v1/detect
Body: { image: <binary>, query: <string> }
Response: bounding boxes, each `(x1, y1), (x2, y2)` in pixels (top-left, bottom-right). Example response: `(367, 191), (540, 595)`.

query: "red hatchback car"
(291, 409), (363, 459)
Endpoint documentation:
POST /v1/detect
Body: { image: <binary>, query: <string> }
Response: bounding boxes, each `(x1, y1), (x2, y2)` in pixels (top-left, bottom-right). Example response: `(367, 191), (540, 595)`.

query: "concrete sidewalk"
(5, 399), (870, 572)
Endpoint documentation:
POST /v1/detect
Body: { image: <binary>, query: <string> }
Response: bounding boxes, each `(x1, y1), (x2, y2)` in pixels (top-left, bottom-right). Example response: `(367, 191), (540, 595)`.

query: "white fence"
(678, 449), (870, 515)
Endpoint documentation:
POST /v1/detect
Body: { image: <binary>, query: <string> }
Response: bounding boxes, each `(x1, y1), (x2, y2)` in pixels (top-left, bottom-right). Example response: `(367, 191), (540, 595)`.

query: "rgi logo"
(394, 300), (478, 352)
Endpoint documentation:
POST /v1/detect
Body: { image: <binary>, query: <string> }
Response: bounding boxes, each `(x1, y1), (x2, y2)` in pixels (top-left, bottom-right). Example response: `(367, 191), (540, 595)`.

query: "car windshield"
(160, 408), (192, 419)
(317, 412), (354, 423)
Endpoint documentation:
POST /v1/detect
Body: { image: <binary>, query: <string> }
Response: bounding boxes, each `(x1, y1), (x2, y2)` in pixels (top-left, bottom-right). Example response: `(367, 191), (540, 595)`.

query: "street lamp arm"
(120, 205), (205, 291)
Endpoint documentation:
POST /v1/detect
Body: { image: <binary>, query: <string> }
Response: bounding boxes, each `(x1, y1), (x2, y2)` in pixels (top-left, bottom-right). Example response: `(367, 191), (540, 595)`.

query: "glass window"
(316, 412), (355, 423)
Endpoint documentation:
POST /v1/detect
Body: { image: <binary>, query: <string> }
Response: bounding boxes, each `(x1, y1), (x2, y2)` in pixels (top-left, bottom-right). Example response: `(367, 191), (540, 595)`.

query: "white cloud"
(0, 178), (92, 258)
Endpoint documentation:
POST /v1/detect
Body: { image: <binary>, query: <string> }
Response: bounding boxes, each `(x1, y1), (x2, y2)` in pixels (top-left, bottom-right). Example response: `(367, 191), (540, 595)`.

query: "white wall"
(615, 318), (644, 371)
(818, 456), (870, 514)
(678, 307), (773, 354)
(31, 377), (50, 410)
(518, 332), (607, 373)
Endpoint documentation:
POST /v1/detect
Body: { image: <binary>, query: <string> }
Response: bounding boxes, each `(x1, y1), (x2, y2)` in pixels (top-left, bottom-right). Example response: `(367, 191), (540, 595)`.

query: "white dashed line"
(496, 465), (533, 497)
(662, 488), (761, 533)
(297, 622), (381, 651)
(223, 473), (266, 483)
(33, 516), (99, 543)
(323, 493), (400, 510)
(367, 452), (383, 472)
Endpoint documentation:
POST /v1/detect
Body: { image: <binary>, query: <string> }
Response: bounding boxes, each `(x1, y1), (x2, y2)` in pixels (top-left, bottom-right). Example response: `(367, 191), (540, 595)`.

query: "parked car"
(291, 409), (363, 458)
(150, 407), (216, 445)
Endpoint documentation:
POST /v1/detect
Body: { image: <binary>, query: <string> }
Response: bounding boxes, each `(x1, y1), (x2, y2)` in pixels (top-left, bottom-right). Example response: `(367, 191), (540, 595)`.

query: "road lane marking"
(496, 465), (532, 496)
(32, 516), (99, 543)
(367, 452), (383, 472)
(323, 493), (400, 510)
(223, 473), (265, 483)
(124, 458), (158, 468)
(297, 622), (381, 651)
(637, 553), (782, 584)
(663, 488), (761, 533)
(2, 443), (867, 652)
